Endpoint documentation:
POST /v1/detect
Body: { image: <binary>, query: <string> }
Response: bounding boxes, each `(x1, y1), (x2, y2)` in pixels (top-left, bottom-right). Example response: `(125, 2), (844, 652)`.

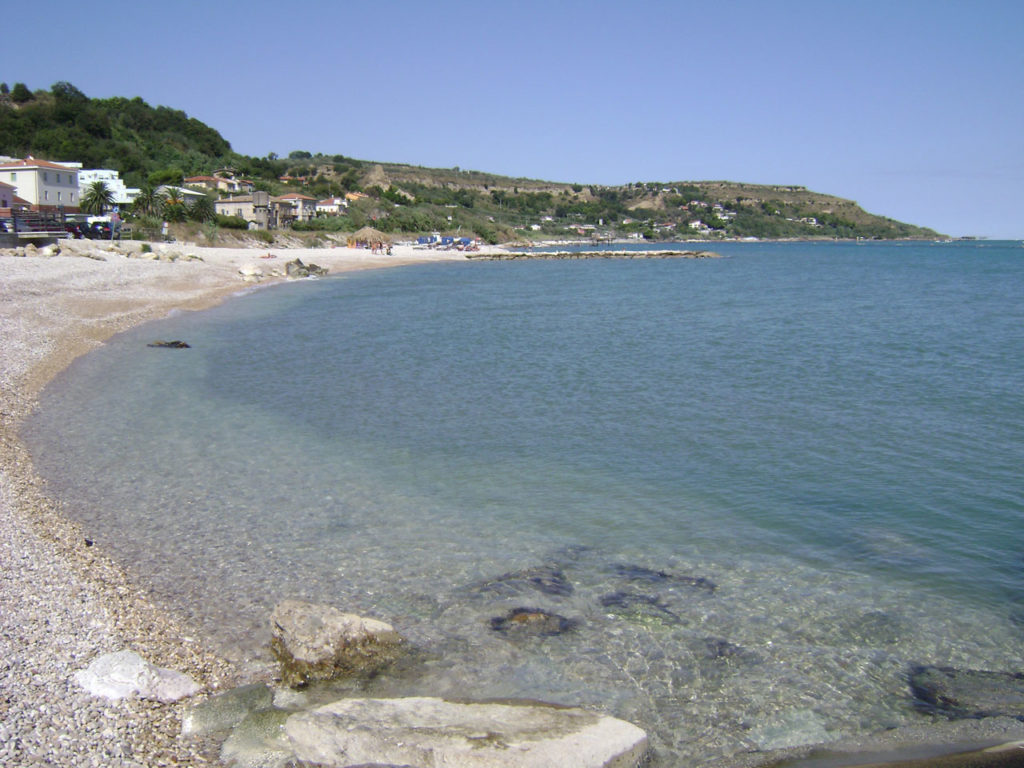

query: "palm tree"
(160, 187), (187, 222)
(81, 181), (114, 216)
(188, 194), (216, 222)
(131, 185), (159, 217)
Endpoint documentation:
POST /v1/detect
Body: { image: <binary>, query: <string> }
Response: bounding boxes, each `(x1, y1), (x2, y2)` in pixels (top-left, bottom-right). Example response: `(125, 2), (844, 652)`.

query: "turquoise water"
(24, 240), (1024, 765)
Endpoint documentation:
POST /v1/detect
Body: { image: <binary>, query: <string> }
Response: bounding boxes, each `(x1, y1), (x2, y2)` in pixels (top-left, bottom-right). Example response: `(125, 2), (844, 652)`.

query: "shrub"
(255, 229), (274, 244)
(215, 214), (250, 230)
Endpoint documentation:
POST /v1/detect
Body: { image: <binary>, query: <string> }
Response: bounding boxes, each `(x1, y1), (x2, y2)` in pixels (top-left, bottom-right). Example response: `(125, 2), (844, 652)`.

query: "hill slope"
(0, 82), (940, 241)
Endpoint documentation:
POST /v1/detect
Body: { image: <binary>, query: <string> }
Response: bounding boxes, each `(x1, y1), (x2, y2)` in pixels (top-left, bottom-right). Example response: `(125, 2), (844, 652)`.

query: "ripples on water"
(24, 241), (1024, 765)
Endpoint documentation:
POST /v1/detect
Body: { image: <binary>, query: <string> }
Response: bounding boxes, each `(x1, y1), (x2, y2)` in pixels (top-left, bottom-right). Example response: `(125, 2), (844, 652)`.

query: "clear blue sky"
(5, 0), (1022, 238)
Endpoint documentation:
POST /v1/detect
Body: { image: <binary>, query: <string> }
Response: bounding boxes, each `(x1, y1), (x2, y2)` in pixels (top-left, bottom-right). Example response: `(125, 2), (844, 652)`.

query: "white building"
(316, 196), (348, 216)
(78, 169), (140, 207)
(0, 157), (79, 210)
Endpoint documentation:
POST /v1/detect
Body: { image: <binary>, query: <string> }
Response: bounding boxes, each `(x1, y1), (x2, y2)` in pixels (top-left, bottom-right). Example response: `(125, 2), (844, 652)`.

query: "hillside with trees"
(0, 82), (941, 242)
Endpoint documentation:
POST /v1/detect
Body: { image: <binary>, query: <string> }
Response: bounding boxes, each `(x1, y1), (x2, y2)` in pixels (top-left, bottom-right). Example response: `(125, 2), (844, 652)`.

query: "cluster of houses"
(0, 157), (363, 232)
(210, 185), (367, 230)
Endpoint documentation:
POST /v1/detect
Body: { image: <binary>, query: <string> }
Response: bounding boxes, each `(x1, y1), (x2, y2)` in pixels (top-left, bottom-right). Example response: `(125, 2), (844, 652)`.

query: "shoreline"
(0, 238), (471, 765)
(2, 238), (1023, 767)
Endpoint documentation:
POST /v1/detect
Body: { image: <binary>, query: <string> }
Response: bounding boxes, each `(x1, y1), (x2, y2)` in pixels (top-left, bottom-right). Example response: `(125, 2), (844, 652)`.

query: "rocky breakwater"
(184, 599), (650, 767)
(468, 249), (721, 260)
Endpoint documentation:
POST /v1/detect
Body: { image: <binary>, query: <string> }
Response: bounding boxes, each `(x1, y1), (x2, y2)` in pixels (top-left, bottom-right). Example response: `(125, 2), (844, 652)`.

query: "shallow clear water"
(24, 240), (1024, 765)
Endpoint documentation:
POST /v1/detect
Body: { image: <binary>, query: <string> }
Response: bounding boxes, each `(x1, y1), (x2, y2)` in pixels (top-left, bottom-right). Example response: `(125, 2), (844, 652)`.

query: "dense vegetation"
(0, 82), (941, 241)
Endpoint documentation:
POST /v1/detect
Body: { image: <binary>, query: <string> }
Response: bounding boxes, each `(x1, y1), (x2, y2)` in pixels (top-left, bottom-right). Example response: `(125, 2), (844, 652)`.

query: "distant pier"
(467, 249), (721, 261)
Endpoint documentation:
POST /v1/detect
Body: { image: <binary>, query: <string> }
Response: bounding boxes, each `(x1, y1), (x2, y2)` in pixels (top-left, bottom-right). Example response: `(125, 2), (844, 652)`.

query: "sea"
(22, 239), (1024, 765)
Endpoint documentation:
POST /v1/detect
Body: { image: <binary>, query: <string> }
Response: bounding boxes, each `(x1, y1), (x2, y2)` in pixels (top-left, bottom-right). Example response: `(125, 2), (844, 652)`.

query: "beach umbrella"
(347, 226), (390, 246)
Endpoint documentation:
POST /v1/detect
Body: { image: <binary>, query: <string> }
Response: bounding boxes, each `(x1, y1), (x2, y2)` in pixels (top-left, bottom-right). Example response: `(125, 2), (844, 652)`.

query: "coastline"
(2, 238), (1023, 767)
(0, 238), (470, 765)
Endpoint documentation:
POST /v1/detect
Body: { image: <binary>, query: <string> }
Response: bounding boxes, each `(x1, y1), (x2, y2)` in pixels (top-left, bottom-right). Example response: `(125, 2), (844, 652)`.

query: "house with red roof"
(184, 173), (255, 195)
(0, 157), (80, 211)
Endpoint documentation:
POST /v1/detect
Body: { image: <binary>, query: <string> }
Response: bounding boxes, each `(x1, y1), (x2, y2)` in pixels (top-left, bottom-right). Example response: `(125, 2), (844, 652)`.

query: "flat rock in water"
(909, 666), (1024, 719)
(147, 340), (190, 348)
(285, 696), (649, 768)
(270, 600), (402, 688)
(74, 649), (199, 703)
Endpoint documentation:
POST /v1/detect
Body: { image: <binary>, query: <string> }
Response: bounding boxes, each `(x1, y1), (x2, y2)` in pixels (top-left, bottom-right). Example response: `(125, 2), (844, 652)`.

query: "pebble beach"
(0, 237), (468, 766)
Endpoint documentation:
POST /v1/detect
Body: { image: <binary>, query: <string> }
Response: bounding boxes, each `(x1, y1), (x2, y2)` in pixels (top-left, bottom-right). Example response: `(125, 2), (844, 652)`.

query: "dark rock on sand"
(147, 340), (190, 348)
(909, 666), (1024, 720)
(285, 258), (327, 278)
(490, 607), (579, 637)
(475, 564), (575, 598)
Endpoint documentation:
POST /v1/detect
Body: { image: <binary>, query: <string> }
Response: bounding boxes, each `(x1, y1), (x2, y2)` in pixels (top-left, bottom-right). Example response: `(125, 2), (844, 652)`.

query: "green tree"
(11, 83), (32, 103)
(131, 185), (160, 216)
(160, 187), (187, 222)
(81, 180), (114, 215)
(188, 194), (216, 222)
(148, 168), (184, 187)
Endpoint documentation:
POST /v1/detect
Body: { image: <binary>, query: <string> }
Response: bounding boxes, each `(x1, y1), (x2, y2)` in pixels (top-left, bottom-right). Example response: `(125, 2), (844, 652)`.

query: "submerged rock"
(703, 636), (755, 662)
(475, 563), (575, 597)
(270, 600), (402, 688)
(490, 607), (579, 637)
(600, 591), (681, 626)
(221, 707), (293, 768)
(147, 340), (191, 348)
(612, 563), (716, 592)
(748, 707), (832, 751)
(284, 697), (649, 768)
(909, 665), (1024, 719)
(74, 649), (199, 703)
(182, 683), (274, 736)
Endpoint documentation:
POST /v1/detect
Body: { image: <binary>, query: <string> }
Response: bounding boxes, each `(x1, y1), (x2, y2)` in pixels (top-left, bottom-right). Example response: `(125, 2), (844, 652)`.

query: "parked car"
(88, 221), (112, 239)
(65, 222), (89, 239)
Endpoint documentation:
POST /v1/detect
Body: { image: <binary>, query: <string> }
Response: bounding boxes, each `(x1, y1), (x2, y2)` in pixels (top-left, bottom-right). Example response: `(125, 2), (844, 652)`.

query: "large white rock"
(74, 649), (200, 703)
(285, 696), (648, 768)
